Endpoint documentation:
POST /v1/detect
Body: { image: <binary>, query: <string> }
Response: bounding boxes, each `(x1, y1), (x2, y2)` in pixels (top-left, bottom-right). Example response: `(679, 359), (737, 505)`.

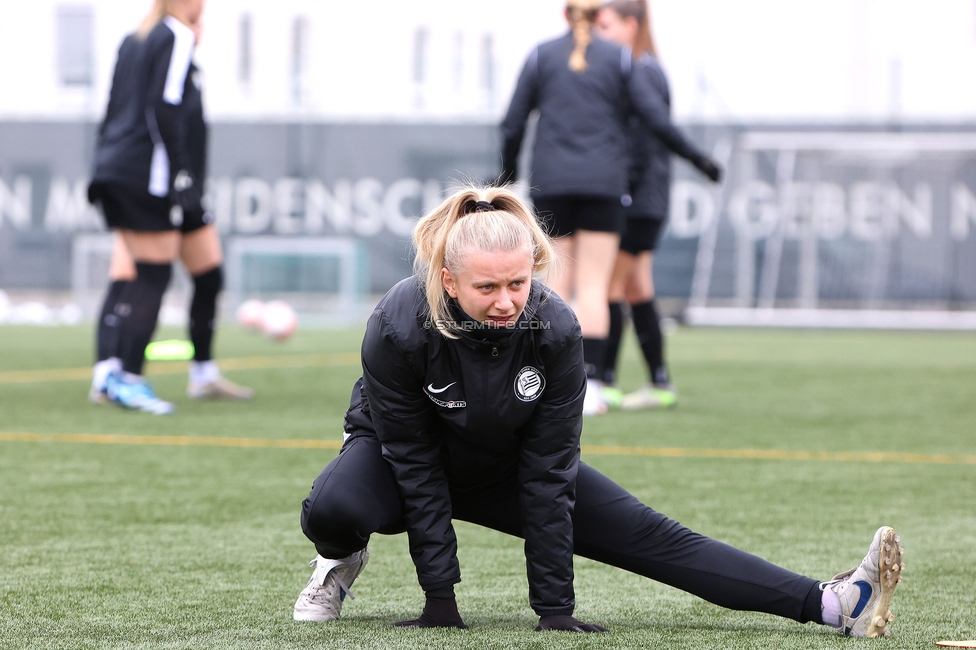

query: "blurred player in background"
(596, 0), (720, 410)
(88, 0), (252, 414)
(293, 186), (903, 638)
(500, 0), (721, 415)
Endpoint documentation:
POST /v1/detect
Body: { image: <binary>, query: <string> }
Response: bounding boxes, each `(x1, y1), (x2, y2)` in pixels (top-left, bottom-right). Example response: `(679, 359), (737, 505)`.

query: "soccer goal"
(683, 131), (976, 330)
(71, 233), (370, 326)
(224, 235), (369, 325)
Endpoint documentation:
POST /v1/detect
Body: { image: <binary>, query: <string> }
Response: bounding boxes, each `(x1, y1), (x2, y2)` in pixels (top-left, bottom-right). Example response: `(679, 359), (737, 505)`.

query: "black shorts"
(89, 182), (212, 234)
(533, 195), (624, 238)
(619, 215), (666, 255)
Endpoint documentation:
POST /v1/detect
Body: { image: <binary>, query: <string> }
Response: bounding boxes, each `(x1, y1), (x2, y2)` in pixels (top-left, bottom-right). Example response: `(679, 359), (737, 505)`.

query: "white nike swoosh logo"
(427, 382), (456, 394)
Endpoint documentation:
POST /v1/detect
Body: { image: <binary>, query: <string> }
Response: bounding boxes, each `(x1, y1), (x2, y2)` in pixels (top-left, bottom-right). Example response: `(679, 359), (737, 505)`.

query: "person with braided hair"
(292, 186), (904, 637)
(501, 0), (722, 415)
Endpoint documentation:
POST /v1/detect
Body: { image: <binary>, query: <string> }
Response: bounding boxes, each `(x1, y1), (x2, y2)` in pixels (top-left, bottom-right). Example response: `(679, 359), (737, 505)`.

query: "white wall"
(1, 0), (974, 122)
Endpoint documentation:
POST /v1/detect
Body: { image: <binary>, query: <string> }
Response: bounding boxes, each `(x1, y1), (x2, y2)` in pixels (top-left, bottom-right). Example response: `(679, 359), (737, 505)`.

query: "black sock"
(96, 280), (130, 362)
(631, 300), (669, 385)
(581, 337), (607, 381)
(117, 262), (172, 376)
(189, 266), (222, 362)
(603, 302), (625, 385)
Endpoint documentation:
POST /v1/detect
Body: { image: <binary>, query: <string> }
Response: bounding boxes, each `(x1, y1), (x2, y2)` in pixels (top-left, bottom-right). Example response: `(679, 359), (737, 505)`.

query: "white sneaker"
(187, 376), (255, 400)
(823, 526), (904, 637)
(293, 549), (369, 622)
(582, 379), (608, 416)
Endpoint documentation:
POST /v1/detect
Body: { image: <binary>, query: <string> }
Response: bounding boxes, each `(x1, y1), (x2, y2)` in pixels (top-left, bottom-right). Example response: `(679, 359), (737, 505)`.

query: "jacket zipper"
(482, 345), (498, 424)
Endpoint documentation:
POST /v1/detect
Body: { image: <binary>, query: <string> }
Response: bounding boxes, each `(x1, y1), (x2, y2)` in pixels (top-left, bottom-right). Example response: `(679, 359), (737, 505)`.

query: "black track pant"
(301, 436), (823, 624)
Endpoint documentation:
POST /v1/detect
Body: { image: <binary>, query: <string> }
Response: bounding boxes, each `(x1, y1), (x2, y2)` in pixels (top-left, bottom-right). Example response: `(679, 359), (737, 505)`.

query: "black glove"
(170, 169), (203, 212)
(393, 587), (468, 629)
(693, 155), (723, 183)
(535, 615), (608, 633)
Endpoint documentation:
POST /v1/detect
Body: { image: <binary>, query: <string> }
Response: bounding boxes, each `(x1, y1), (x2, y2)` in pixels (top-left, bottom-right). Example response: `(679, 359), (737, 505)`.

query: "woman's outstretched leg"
(570, 463), (822, 623)
(570, 463), (903, 636)
(456, 464), (823, 623)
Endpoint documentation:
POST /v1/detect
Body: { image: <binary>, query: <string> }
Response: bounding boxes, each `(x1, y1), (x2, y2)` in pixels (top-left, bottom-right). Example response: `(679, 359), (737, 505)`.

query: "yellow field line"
(0, 431), (342, 450)
(0, 352), (361, 385)
(1, 431), (973, 465)
(580, 444), (976, 465)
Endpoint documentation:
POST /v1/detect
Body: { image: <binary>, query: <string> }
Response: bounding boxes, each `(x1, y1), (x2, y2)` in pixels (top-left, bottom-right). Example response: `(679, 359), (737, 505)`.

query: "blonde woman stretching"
(292, 186), (903, 638)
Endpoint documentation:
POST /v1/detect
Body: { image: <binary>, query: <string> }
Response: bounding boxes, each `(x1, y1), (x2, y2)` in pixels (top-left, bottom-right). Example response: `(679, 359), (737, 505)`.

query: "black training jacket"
(626, 54), (697, 220)
(342, 277), (586, 616)
(91, 17), (201, 197)
(501, 31), (704, 200)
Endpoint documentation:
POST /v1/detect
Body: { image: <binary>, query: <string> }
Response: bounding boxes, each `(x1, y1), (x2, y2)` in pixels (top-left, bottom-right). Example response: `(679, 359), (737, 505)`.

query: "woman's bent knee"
(301, 489), (371, 554)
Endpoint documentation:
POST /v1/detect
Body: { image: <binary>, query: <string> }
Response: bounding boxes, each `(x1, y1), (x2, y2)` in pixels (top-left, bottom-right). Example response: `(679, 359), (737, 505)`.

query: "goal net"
(71, 234), (369, 326)
(683, 131), (976, 330)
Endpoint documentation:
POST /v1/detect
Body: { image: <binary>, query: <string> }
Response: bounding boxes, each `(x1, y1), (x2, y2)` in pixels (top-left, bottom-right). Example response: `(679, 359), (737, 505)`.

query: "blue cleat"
(104, 371), (175, 415)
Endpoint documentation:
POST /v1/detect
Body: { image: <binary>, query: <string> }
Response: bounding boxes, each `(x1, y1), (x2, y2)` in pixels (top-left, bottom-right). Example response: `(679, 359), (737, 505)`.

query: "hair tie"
(468, 200), (497, 214)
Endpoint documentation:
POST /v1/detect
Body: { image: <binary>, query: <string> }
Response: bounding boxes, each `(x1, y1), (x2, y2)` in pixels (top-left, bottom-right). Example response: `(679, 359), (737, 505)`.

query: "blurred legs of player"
(90, 235), (136, 404)
(536, 196), (624, 416)
(91, 228), (252, 411)
(604, 242), (677, 410)
(550, 230), (620, 416)
(98, 229), (179, 414)
(180, 226), (253, 400)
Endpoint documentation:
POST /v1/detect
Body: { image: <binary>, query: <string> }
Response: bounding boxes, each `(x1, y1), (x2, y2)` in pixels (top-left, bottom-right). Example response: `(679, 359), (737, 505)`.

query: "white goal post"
(683, 132), (976, 330)
(71, 234), (369, 325)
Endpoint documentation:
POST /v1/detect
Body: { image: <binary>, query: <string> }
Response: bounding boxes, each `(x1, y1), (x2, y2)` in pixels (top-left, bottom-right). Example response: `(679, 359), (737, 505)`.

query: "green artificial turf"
(1, 324), (974, 649)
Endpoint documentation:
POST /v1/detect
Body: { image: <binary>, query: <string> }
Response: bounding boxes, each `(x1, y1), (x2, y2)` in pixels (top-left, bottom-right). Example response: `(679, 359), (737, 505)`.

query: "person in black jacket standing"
(500, 0), (721, 416)
(596, 0), (712, 409)
(87, 0), (251, 413)
(293, 186), (903, 638)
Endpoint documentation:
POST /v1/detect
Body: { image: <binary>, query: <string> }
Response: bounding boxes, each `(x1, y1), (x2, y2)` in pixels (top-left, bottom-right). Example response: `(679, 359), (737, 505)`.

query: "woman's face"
(441, 248), (534, 327)
(595, 8), (638, 48)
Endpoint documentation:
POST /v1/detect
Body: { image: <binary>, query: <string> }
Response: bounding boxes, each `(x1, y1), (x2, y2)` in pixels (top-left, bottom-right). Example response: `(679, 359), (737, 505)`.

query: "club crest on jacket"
(514, 366), (545, 402)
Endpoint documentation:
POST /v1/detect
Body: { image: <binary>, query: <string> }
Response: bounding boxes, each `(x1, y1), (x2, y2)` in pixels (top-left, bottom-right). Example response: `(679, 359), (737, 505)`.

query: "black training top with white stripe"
(91, 17), (198, 197)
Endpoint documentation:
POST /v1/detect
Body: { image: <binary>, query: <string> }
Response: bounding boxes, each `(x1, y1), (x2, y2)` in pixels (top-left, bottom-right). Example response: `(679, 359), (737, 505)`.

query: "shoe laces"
(307, 557), (357, 602)
(821, 566), (857, 590)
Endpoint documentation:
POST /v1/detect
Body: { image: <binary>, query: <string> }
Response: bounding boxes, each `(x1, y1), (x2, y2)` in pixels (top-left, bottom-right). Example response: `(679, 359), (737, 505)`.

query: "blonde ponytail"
(566, 0), (602, 72)
(136, 0), (171, 39)
(412, 187), (555, 339)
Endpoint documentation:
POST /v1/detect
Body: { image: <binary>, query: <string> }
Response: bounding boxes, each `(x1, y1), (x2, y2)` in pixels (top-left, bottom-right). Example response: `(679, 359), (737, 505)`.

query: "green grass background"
(1, 324), (974, 649)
